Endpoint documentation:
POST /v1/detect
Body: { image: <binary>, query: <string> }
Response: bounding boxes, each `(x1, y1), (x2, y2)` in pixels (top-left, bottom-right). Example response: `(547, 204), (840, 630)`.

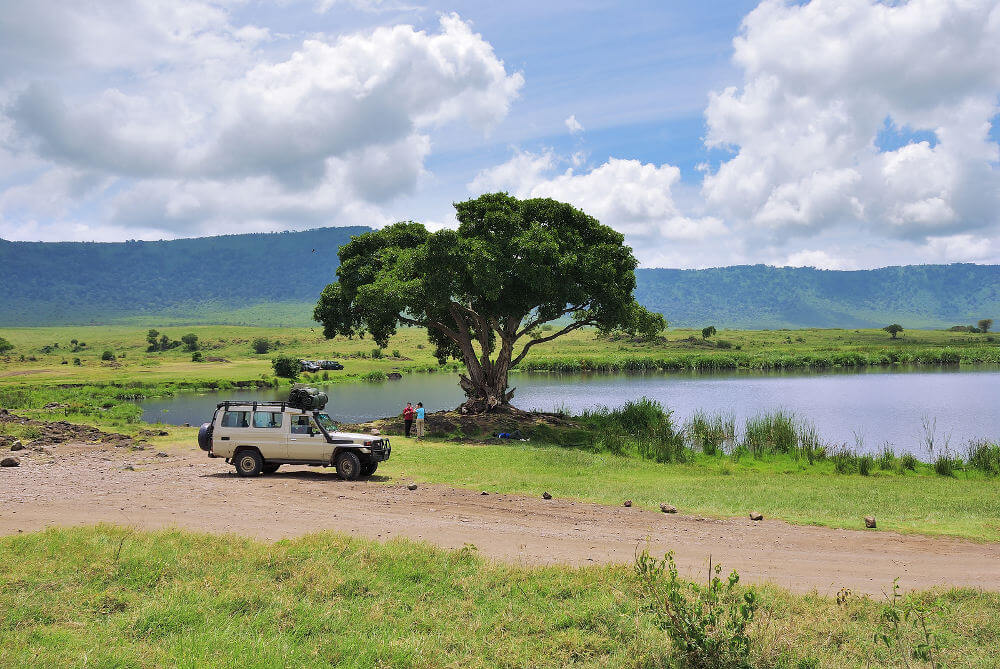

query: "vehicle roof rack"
(215, 400), (289, 411)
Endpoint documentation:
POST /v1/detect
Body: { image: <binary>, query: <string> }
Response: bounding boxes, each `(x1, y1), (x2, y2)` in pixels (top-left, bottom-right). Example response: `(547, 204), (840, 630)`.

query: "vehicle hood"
(329, 431), (387, 442)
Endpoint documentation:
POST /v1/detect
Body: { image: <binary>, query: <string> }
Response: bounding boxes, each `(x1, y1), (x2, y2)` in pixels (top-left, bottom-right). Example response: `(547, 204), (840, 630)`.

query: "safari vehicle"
(197, 386), (389, 479)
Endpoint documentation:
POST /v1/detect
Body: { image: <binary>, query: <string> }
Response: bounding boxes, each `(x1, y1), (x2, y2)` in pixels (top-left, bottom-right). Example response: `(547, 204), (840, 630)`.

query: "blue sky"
(0, 0), (998, 269)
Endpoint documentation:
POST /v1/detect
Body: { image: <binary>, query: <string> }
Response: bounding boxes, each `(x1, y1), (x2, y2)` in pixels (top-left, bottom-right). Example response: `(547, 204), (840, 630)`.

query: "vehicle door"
(251, 410), (287, 459)
(287, 413), (333, 462)
(217, 409), (253, 457)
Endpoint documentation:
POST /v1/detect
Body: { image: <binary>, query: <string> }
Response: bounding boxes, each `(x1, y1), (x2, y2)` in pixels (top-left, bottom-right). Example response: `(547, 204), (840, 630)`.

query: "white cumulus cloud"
(564, 114), (584, 134)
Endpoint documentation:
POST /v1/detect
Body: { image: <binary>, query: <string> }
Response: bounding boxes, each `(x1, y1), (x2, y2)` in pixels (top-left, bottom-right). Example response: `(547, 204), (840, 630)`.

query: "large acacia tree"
(314, 193), (663, 413)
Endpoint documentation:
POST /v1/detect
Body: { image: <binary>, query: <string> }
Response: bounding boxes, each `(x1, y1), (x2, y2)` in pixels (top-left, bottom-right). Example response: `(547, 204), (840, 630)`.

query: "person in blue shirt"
(414, 402), (425, 439)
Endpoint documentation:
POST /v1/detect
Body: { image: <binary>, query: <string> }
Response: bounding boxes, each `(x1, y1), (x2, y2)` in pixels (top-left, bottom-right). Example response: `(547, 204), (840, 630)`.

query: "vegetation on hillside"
(3, 227), (999, 328)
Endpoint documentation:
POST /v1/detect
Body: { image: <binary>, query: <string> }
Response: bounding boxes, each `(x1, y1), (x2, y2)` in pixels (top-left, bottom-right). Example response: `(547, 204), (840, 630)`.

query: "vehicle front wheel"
(262, 463), (281, 474)
(336, 451), (362, 481)
(234, 449), (263, 477)
(361, 460), (377, 477)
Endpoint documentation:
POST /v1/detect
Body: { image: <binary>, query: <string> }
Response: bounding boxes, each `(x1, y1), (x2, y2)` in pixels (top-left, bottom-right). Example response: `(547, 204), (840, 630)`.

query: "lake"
(139, 366), (1000, 455)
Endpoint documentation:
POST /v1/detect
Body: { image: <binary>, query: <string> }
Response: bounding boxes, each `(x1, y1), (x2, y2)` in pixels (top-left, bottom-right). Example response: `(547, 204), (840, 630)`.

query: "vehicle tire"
(336, 451), (362, 481)
(234, 449), (263, 477)
(197, 422), (213, 451)
(262, 463), (281, 474)
(361, 460), (378, 477)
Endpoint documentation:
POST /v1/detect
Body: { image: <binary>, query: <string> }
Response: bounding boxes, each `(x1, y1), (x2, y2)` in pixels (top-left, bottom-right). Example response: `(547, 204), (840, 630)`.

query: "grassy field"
(385, 437), (1000, 542)
(1, 526), (998, 668)
(2, 324), (999, 388)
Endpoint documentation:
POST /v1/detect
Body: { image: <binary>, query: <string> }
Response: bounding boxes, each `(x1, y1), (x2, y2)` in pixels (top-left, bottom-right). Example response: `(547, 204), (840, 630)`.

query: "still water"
(139, 367), (1000, 455)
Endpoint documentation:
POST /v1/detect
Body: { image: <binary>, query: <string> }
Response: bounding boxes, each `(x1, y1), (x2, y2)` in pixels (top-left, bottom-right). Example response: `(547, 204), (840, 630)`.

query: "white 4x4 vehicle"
(198, 399), (390, 480)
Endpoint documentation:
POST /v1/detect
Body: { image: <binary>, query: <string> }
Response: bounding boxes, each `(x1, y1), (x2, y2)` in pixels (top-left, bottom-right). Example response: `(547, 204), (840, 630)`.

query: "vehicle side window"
(253, 411), (282, 428)
(221, 411), (250, 428)
(290, 415), (313, 434)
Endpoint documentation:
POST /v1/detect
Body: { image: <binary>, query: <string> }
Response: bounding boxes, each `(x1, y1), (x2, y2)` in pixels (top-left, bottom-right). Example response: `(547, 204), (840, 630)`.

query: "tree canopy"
(314, 193), (662, 412)
(883, 323), (904, 339)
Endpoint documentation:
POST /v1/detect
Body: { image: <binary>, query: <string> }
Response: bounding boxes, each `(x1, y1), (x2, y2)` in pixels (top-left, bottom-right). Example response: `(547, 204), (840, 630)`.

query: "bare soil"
(1, 428), (998, 596)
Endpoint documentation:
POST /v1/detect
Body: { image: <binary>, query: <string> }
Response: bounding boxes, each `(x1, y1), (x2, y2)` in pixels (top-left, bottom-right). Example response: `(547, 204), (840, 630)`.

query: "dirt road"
(2, 440), (998, 596)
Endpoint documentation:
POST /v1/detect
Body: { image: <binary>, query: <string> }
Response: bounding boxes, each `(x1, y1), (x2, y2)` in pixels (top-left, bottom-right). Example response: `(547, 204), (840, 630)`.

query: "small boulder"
(10, 440), (24, 452)
(660, 503), (677, 514)
(1, 456), (21, 467)
(542, 491), (553, 500)
(749, 511), (763, 521)
(407, 483), (417, 490)
(387, 372), (402, 380)
(623, 500), (632, 507)
(865, 515), (877, 529)
(480, 491), (489, 496)
(156, 452), (168, 458)
(370, 428), (381, 436)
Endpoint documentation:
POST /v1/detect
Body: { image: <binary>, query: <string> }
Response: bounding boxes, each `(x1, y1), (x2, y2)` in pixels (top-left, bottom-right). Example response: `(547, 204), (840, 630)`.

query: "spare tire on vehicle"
(197, 422), (214, 451)
(288, 385), (328, 411)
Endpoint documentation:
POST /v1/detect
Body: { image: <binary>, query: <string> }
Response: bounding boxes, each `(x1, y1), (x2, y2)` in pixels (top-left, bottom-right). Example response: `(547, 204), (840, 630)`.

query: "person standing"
(402, 402), (415, 437)
(415, 402), (425, 439)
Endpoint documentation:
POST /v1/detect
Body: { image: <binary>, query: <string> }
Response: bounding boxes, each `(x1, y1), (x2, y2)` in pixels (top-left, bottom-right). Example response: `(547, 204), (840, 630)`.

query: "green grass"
(384, 438), (1000, 542)
(1, 325), (999, 389)
(2, 526), (999, 668)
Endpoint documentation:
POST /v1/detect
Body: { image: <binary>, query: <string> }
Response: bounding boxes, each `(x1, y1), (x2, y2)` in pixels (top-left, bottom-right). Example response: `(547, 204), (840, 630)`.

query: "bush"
(73, 358), (82, 366)
(252, 338), (272, 354)
(899, 453), (918, 471)
(715, 339), (733, 349)
(271, 355), (299, 379)
(364, 370), (387, 382)
(181, 333), (199, 351)
(635, 550), (758, 668)
(371, 348), (384, 359)
(967, 440), (1000, 476)
(832, 448), (857, 474)
(934, 453), (961, 476)
(392, 349), (401, 358)
(191, 352), (204, 362)
(100, 350), (115, 361)
(876, 446), (897, 471)
(858, 454), (874, 476)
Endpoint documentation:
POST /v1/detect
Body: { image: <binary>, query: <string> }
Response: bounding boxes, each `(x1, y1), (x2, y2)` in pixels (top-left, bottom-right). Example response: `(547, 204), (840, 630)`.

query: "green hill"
(1, 227), (997, 328)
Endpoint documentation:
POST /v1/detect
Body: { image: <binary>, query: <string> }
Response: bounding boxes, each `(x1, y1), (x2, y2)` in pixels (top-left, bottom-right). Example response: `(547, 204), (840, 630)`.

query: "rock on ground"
(1, 457), (20, 467)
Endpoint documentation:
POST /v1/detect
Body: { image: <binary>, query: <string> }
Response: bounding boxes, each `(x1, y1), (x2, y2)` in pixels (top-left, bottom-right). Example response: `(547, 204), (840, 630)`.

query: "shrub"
(701, 325), (717, 339)
(191, 352), (204, 362)
(933, 454), (957, 477)
(252, 338), (272, 354)
(364, 370), (387, 382)
(271, 355), (299, 379)
(73, 358), (82, 366)
(635, 550), (758, 668)
(876, 445), (897, 471)
(967, 440), (1000, 476)
(858, 454), (874, 476)
(371, 348), (384, 359)
(832, 448), (857, 474)
(391, 349), (401, 358)
(100, 350), (115, 361)
(715, 339), (733, 349)
(181, 333), (199, 351)
(899, 453), (918, 472)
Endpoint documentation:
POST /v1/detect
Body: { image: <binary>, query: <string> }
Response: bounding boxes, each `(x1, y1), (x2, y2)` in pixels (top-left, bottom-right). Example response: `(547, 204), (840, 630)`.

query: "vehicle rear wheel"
(262, 463), (280, 474)
(361, 460), (378, 477)
(336, 451), (362, 481)
(234, 449), (263, 477)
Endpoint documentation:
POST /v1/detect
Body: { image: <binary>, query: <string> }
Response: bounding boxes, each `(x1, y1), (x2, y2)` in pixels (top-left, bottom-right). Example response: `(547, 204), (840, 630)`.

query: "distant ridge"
(1, 227), (998, 328)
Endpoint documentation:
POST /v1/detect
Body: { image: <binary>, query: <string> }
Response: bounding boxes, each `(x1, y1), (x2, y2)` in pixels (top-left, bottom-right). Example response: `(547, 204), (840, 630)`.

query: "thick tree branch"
(516, 302), (591, 338)
(511, 318), (596, 367)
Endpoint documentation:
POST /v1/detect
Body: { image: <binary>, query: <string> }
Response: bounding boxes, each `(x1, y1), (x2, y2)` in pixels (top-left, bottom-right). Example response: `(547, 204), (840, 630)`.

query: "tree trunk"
(458, 359), (515, 414)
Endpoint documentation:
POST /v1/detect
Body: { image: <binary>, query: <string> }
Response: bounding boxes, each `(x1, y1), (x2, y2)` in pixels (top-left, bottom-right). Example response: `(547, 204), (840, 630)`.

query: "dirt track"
(2, 439), (999, 596)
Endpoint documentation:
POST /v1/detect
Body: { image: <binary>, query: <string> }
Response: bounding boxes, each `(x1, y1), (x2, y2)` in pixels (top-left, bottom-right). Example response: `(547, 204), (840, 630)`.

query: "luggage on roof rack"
(288, 385), (328, 411)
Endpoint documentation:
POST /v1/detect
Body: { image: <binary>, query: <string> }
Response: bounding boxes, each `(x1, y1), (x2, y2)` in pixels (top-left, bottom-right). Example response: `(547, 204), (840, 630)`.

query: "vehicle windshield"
(315, 413), (337, 432)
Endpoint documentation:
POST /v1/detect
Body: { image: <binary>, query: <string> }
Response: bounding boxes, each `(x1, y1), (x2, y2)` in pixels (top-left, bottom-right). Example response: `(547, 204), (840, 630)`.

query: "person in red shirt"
(402, 402), (415, 437)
